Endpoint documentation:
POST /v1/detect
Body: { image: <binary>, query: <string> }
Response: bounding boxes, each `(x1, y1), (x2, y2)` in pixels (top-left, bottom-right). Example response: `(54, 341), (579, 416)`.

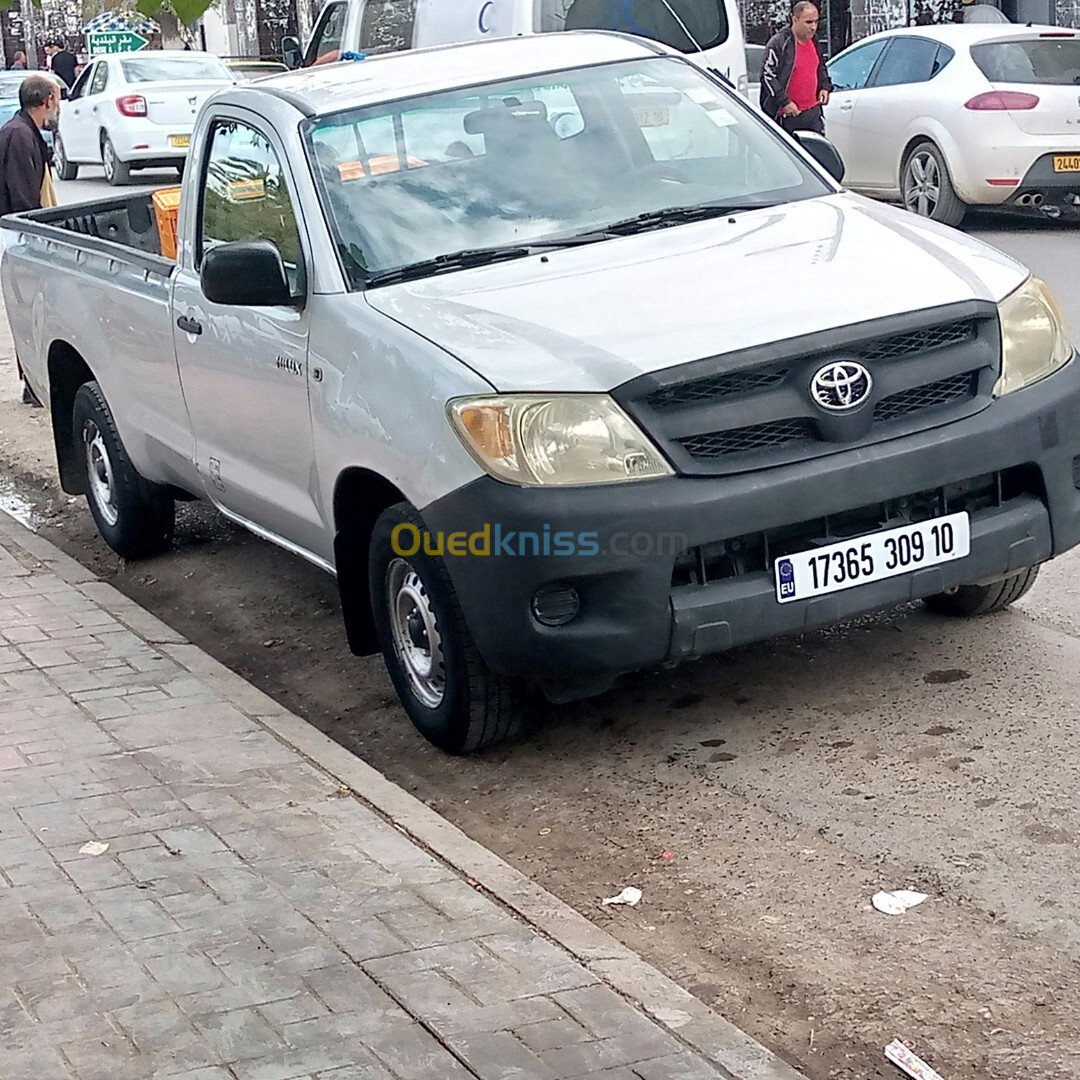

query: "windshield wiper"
(365, 245), (537, 287)
(599, 202), (772, 237)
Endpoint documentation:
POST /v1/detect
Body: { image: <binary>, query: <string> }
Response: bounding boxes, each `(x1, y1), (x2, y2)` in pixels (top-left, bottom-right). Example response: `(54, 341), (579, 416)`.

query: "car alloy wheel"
(903, 150), (940, 218)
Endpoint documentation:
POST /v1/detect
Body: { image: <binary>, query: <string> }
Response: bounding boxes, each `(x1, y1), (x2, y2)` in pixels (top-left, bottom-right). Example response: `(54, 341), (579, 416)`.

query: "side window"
(305, 1), (347, 65)
(90, 63), (110, 95)
(870, 37), (941, 87)
(67, 64), (93, 101)
(931, 44), (955, 78)
(826, 39), (888, 91)
(360, 0), (418, 53)
(200, 119), (305, 297)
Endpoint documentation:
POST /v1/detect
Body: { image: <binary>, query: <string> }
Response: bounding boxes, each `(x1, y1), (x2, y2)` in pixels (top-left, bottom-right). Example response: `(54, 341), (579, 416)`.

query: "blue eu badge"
(777, 558), (796, 599)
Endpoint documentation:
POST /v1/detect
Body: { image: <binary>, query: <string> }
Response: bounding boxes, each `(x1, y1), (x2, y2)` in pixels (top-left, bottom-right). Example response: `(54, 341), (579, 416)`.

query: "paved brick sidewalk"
(0, 510), (802, 1080)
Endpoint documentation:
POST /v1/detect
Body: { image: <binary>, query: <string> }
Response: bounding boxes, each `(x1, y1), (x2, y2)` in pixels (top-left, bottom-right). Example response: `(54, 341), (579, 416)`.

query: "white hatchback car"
(55, 51), (235, 185)
(822, 25), (1080, 225)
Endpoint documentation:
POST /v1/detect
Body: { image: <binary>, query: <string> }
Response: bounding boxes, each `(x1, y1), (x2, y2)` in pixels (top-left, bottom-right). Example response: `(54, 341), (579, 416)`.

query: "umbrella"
(82, 11), (161, 35)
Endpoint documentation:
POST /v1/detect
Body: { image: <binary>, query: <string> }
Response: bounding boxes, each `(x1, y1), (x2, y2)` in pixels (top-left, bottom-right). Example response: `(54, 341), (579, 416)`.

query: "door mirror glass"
(201, 241), (293, 306)
(793, 131), (845, 183)
(281, 35), (302, 69)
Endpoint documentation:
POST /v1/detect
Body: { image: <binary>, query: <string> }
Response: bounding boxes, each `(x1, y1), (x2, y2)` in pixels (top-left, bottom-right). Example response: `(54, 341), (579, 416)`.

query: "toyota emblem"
(810, 361), (873, 411)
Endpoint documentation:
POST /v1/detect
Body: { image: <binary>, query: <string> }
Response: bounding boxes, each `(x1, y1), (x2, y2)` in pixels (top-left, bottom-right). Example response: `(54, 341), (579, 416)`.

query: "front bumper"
(421, 354), (1080, 681)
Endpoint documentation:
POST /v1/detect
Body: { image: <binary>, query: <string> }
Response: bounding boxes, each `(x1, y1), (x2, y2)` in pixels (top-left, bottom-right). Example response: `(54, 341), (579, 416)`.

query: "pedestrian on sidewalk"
(0, 73), (58, 406)
(10, 51), (27, 70)
(760, 2), (832, 136)
(43, 41), (77, 89)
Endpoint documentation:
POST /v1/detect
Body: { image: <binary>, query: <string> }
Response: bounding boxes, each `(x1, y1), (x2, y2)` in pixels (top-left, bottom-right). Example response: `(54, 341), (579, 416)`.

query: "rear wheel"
(54, 133), (79, 181)
(369, 503), (521, 754)
(72, 382), (174, 559)
(924, 566), (1040, 617)
(901, 141), (966, 227)
(101, 133), (130, 186)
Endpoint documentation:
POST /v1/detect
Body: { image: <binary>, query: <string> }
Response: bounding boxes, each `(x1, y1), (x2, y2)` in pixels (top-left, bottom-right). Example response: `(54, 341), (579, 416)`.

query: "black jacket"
(50, 49), (78, 88)
(760, 27), (832, 120)
(0, 111), (49, 216)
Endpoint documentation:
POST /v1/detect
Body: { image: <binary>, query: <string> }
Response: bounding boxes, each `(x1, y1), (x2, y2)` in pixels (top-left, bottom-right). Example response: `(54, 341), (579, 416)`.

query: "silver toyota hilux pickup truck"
(3, 33), (1077, 753)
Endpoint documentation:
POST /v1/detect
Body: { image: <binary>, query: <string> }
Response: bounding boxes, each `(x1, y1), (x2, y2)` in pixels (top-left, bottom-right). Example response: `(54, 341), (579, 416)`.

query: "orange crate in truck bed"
(152, 187), (182, 260)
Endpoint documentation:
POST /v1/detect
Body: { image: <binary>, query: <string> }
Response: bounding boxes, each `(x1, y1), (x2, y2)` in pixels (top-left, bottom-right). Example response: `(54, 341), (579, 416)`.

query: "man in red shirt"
(760, 2), (833, 135)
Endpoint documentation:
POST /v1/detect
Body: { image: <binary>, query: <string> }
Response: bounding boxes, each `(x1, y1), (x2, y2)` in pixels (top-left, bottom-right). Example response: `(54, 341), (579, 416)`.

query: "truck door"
(171, 113), (326, 556)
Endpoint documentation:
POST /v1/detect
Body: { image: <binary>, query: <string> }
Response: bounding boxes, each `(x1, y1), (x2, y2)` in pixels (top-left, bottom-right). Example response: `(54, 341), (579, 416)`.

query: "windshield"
(971, 39), (1080, 84)
(304, 57), (829, 287)
(120, 57), (231, 83)
(541, 0), (729, 52)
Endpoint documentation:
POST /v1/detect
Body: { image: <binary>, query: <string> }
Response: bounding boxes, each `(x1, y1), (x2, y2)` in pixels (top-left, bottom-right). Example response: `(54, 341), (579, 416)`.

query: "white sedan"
(55, 51), (235, 185)
(822, 24), (1080, 225)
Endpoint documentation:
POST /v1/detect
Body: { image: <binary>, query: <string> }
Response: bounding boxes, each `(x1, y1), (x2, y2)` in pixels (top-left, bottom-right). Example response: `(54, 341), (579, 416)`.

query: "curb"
(0, 510), (806, 1080)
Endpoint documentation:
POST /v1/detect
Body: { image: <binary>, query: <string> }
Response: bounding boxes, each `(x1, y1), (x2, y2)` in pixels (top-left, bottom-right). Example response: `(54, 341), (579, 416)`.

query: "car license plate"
(169, 134), (191, 149)
(774, 512), (971, 604)
(1052, 154), (1080, 172)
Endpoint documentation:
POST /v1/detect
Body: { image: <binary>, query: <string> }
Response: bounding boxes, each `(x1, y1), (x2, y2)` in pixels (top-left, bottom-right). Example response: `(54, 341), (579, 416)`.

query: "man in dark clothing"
(0, 75), (58, 406)
(44, 40), (77, 88)
(760, 2), (832, 135)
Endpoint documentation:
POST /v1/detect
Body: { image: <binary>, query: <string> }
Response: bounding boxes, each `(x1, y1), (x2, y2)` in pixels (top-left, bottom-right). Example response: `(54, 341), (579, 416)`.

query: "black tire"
(924, 565), (1040, 618)
(369, 502), (520, 754)
(901, 141), (966, 227)
(54, 134), (79, 181)
(72, 382), (174, 560)
(101, 133), (130, 186)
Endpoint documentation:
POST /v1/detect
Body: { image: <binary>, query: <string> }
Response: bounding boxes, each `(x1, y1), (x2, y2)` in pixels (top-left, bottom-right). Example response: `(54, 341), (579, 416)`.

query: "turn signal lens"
(964, 91), (1039, 110)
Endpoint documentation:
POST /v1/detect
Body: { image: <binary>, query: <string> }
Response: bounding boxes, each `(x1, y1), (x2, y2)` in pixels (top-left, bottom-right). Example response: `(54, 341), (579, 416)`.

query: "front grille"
(616, 304), (1000, 477)
(679, 418), (815, 459)
(874, 372), (978, 423)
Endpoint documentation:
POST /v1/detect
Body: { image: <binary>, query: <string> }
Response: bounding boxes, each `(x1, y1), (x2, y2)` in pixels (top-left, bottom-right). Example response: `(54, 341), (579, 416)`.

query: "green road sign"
(85, 30), (150, 54)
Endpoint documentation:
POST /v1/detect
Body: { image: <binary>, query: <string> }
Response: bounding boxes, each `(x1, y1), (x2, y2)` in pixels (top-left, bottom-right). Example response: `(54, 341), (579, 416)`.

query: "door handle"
(177, 315), (202, 336)
(839, 101), (854, 112)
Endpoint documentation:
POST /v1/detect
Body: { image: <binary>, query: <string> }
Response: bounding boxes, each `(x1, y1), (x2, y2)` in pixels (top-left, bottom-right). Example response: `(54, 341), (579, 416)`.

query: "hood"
(365, 194), (1028, 394)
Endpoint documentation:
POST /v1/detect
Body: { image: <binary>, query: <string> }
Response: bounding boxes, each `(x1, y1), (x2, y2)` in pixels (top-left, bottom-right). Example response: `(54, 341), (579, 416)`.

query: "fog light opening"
(531, 583), (581, 627)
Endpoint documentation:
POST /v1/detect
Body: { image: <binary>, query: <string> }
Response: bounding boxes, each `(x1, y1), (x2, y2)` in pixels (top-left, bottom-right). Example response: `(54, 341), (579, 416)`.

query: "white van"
(285, 0), (749, 97)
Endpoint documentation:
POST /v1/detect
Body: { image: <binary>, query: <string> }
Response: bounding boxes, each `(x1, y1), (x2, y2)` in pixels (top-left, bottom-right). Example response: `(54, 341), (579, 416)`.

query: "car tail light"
(964, 91), (1039, 111)
(116, 95), (148, 117)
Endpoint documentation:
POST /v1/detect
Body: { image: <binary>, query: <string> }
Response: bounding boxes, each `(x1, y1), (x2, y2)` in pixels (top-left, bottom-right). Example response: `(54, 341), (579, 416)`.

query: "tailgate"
(971, 34), (1080, 136)
(138, 81), (232, 127)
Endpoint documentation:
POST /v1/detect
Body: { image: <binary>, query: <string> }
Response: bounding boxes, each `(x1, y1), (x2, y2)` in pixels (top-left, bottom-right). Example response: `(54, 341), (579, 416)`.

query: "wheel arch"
(332, 467), (408, 656)
(47, 340), (95, 495)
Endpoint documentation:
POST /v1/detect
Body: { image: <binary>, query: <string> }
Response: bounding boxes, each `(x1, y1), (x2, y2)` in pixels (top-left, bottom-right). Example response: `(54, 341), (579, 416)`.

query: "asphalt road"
(18, 168), (1080, 1079)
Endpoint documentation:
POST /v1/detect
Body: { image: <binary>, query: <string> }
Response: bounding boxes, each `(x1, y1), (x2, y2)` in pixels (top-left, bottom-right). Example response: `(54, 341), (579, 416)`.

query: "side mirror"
(201, 241), (293, 306)
(281, 35), (303, 69)
(793, 130), (845, 183)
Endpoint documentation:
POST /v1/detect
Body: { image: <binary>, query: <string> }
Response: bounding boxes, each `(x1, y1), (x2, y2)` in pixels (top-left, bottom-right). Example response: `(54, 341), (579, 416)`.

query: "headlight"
(995, 276), (1072, 395)
(448, 394), (673, 487)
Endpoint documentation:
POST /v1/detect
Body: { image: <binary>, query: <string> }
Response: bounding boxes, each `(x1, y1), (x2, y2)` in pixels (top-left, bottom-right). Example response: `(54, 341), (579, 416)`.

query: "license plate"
(169, 135), (191, 149)
(1053, 154), (1080, 172)
(774, 512), (971, 604)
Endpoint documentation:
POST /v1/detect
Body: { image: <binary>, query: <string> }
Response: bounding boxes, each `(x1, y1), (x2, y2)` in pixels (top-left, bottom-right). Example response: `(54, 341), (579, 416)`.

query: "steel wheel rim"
(102, 138), (114, 180)
(386, 558), (445, 709)
(904, 152), (940, 217)
(83, 421), (119, 527)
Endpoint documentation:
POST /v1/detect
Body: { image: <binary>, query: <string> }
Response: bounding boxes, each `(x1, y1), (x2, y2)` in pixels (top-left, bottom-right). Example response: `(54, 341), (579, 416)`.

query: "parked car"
(54, 50), (234, 185)
(823, 24), (1080, 225)
(286, 0), (750, 96)
(0, 72), (56, 150)
(3, 33), (1078, 754)
(226, 58), (289, 80)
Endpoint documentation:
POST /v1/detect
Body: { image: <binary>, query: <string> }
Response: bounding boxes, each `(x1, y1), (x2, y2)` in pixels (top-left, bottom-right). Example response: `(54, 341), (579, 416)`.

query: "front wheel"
(901, 141), (966, 227)
(72, 382), (174, 559)
(54, 133), (79, 180)
(101, 133), (130, 186)
(369, 503), (520, 754)
(924, 565), (1040, 618)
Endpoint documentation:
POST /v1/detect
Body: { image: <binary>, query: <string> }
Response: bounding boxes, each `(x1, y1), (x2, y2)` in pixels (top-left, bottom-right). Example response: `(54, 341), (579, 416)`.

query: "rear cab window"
(540, 0), (729, 52)
(971, 37), (1080, 83)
